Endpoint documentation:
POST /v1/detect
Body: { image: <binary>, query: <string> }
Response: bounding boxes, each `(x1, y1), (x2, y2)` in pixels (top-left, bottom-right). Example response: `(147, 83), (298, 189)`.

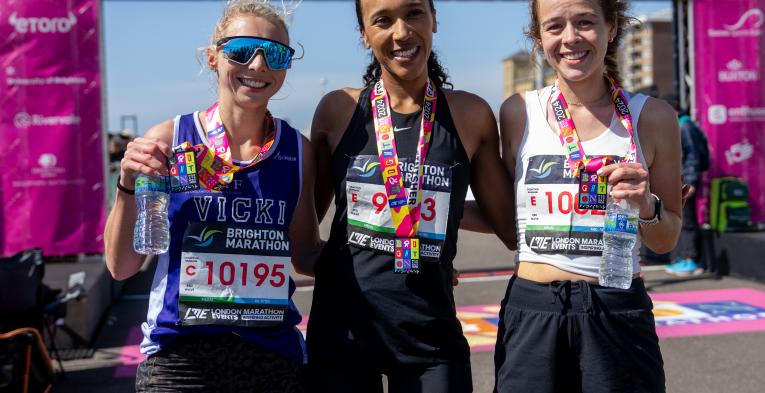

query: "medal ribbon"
(370, 79), (437, 238)
(176, 102), (275, 192)
(550, 76), (636, 177)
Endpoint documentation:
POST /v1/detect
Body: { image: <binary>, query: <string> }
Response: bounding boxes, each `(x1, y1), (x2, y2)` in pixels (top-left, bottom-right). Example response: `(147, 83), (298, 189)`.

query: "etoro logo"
(8, 12), (77, 34)
(188, 227), (222, 247)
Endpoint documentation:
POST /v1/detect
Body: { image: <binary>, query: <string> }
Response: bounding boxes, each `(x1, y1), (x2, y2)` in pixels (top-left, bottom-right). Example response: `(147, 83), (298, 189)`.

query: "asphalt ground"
(52, 223), (765, 392)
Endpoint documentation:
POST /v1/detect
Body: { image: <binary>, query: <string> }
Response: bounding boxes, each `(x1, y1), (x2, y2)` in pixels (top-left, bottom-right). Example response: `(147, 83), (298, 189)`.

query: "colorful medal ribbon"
(371, 79), (436, 274)
(175, 102), (275, 192)
(550, 76), (637, 178)
(370, 79), (437, 238)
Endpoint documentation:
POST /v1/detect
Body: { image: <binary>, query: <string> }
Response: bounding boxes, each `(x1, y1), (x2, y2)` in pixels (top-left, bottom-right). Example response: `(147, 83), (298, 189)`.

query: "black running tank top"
(307, 85), (471, 365)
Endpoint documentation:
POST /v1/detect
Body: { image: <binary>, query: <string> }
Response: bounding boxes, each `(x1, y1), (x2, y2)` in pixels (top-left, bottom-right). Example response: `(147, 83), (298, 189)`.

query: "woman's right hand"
(119, 137), (173, 188)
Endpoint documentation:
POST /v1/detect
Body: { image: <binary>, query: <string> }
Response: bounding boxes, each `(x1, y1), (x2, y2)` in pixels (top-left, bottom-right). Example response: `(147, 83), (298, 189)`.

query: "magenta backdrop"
(693, 0), (765, 224)
(0, 0), (105, 257)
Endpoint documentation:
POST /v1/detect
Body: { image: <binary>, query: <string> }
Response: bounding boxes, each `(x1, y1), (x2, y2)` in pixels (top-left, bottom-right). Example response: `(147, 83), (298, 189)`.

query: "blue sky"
(103, 0), (670, 135)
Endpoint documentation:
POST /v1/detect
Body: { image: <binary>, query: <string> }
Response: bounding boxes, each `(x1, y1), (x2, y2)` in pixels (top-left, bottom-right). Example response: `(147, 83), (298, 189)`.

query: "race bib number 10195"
(178, 222), (291, 327)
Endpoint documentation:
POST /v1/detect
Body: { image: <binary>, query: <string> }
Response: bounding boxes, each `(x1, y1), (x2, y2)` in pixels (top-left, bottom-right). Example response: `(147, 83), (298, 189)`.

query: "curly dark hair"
(527, 0), (634, 85)
(354, 0), (452, 90)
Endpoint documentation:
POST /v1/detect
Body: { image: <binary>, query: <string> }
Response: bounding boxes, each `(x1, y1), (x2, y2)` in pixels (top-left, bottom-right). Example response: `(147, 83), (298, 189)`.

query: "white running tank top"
(515, 86), (648, 278)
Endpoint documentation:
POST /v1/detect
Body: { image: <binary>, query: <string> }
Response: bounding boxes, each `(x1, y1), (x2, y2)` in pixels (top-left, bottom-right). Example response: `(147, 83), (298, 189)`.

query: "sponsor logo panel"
(718, 58), (761, 83)
(724, 140), (755, 165)
(13, 112), (81, 128)
(7, 12), (77, 34)
(183, 222), (290, 257)
(707, 104), (765, 125)
(706, 8), (764, 38)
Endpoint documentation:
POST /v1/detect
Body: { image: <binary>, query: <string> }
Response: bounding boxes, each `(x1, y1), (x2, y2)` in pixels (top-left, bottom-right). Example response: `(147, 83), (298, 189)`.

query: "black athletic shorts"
(308, 360), (472, 393)
(135, 334), (305, 393)
(494, 275), (665, 393)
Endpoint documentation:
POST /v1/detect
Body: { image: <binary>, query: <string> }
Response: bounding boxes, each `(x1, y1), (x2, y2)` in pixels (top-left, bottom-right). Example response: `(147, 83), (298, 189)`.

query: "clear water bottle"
(599, 194), (639, 289)
(133, 174), (170, 255)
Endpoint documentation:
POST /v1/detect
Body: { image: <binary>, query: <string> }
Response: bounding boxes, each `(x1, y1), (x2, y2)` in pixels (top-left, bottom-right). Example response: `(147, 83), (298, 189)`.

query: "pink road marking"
(657, 322), (765, 338)
(296, 288), (765, 353)
(114, 326), (144, 378)
(650, 288), (765, 305)
(470, 344), (496, 352)
(651, 288), (765, 339)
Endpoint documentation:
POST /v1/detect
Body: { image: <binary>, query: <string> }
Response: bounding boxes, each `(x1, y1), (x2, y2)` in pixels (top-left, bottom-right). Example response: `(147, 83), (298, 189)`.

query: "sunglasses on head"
(216, 36), (295, 70)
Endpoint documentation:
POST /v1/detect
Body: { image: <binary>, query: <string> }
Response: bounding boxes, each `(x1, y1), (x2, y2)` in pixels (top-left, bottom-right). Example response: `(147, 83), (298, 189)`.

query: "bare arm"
(289, 135), (324, 277)
(460, 201), (492, 233)
(104, 121), (173, 281)
(310, 89), (359, 222)
(311, 103), (335, 223)
(497, 94), (528, 251)
(451, 91), (517, 251)
(599, 98), (683, 254)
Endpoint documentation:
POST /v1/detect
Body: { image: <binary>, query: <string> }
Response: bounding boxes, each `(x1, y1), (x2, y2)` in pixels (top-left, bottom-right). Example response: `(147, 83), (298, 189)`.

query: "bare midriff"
(517, 261), (641, 284)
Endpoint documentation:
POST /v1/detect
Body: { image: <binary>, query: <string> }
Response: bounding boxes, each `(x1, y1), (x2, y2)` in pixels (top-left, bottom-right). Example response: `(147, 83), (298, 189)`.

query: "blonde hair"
(210, 0), (291, 47)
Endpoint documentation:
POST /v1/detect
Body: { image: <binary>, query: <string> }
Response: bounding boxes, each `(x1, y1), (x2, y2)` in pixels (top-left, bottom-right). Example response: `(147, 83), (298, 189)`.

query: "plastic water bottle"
(599, 194), (639, 289)
(133, 174), (170, 255)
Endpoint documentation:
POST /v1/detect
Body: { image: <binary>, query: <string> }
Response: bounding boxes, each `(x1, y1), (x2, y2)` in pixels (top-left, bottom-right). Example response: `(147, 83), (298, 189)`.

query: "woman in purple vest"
(104, 1), (321, 391)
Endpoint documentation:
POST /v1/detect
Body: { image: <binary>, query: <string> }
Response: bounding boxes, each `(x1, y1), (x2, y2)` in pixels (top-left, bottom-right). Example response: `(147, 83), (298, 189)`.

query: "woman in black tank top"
(306, 0), (516, 391)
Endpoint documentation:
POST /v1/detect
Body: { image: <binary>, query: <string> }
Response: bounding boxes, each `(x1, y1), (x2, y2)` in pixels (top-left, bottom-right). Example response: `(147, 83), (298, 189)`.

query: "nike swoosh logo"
(393, 126), (411, 132)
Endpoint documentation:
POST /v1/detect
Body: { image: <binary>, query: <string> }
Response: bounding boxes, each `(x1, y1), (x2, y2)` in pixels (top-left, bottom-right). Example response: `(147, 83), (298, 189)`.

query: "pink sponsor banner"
(0, 0), (105, 257)
(693, 0), (765, 224)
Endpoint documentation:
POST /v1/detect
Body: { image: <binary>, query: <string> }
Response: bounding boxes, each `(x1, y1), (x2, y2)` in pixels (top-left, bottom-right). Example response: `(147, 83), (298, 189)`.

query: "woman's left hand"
(598, 162), (655, 218)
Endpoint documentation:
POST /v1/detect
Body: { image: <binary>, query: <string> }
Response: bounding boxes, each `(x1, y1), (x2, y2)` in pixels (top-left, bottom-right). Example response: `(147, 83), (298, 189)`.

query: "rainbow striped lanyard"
(174, 102), (275, 192)
(370, 79), (437, 239)
(549, 76), (637, 177)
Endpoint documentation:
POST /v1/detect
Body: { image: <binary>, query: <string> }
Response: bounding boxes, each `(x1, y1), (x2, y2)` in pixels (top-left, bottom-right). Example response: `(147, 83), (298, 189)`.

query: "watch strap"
(639, 193), (661, 225)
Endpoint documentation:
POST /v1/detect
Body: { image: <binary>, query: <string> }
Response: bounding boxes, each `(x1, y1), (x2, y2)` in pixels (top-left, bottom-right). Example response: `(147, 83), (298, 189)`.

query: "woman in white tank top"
(491, 0), (682, 392)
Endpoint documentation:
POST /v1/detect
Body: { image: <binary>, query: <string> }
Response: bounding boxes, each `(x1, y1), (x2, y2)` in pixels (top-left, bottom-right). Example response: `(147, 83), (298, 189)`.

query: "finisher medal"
(370, 79), (437, 274)
(577, 170), (608, 211)
(549, 76), (637, 211)
(169, 146), (200, 193)
(394, 238), (420, 274)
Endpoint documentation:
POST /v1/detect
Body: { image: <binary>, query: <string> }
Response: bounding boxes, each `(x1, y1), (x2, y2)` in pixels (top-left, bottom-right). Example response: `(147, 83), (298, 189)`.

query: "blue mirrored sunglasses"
(216, 36), (295, 70)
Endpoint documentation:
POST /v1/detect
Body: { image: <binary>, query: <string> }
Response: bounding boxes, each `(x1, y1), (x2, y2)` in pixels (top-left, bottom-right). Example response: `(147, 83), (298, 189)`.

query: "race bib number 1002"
(345, 155), (452, 262)
(523, 155), (607, 256)
(178, 222), (290, 327)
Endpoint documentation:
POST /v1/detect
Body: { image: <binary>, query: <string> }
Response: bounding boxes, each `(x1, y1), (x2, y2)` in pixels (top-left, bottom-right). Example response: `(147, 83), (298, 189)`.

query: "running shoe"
(665, 259), (703, 276)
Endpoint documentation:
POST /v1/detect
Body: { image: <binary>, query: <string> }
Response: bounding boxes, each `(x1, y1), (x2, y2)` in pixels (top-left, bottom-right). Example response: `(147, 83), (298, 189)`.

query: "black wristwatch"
(639, 193), (662, 225)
